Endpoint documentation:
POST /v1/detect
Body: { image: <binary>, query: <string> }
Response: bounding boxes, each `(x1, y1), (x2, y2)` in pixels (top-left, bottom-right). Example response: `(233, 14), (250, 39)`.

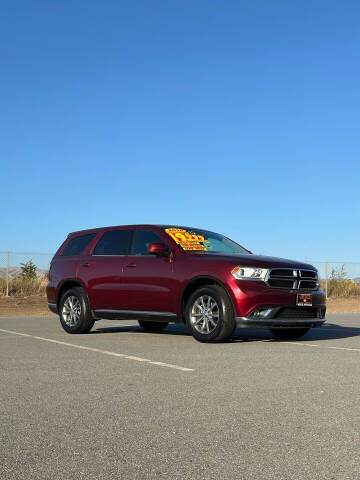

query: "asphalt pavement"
(1, 314), (360, 480)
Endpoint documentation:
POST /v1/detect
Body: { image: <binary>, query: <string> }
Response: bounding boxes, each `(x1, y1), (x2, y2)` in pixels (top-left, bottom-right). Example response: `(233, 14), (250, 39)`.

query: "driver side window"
(131, 230), (167, 256)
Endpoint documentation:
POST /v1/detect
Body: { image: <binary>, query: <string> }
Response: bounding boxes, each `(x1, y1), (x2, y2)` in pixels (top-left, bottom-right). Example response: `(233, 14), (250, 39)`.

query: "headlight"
(231, 266), (268, 281)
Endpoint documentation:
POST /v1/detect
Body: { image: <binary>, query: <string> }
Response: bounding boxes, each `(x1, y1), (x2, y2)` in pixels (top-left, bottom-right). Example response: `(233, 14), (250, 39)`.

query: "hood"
(195, 253), (315, 270)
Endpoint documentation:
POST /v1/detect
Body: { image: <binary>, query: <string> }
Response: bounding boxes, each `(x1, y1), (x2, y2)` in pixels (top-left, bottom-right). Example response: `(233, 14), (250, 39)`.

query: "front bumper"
(236, 316), (326, 329)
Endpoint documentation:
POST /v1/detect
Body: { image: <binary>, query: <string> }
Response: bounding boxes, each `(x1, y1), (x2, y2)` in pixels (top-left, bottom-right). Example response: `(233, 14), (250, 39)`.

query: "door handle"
(81, 262), (90, 267)
(126, 263), (136, 268)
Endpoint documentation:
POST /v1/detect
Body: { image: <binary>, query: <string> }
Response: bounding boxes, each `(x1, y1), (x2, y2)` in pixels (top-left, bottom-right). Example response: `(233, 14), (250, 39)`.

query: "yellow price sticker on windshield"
(165, 228), (208, 251)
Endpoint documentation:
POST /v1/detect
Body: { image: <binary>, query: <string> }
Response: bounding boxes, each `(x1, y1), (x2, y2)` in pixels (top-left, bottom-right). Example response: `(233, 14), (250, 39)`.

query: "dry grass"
(0, 277), (50, 316)
(0, 277), (47, 297)
(320, 279), (360, 298)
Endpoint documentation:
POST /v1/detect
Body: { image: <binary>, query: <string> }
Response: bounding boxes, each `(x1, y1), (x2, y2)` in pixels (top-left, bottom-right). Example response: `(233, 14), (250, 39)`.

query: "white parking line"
(257, 339), (360, 353)
(284, 342), (360, 352)
(0, 328), (193, 372)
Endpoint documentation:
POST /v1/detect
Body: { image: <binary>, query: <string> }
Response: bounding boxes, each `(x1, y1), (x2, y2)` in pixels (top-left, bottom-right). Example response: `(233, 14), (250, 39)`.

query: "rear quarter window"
(62, 234), (96, 256)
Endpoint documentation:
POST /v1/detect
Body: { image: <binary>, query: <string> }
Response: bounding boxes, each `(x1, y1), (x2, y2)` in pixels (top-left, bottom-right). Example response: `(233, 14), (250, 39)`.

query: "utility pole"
(324, 262), (328, 299)
(6, 251), (10, 297)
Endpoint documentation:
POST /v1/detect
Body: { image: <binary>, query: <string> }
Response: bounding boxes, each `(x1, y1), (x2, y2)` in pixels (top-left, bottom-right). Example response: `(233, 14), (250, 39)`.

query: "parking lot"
(1, 314), (360, 480)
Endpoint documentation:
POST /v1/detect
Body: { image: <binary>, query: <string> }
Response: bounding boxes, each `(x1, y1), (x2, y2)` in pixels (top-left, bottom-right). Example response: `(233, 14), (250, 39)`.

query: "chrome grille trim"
(266, 268), (318, 290)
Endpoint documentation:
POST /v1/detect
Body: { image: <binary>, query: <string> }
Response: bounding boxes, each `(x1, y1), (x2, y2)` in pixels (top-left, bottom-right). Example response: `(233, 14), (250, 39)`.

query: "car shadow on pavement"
(90, 322), (360, 342)
(231, 323), (360, 342)
(91, 323), (192, 336)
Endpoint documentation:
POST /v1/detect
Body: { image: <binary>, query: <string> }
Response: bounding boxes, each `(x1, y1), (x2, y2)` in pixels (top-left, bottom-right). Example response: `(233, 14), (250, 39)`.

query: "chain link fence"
(0, 252), (360, 300)
(0, 251), (53, 296)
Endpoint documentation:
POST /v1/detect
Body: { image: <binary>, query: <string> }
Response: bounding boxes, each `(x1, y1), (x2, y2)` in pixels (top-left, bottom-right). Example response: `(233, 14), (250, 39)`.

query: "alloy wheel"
(62, 296), (81, 326)
(190, 295), (220, 334)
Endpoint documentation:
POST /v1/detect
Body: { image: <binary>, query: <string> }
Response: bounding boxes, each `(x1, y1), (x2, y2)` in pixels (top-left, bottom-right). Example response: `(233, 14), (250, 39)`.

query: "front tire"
(185, 285), (236, 343)
(138, 321), (168, 332)
(59, 287), (94, 334)
(269, 328), (310, 339)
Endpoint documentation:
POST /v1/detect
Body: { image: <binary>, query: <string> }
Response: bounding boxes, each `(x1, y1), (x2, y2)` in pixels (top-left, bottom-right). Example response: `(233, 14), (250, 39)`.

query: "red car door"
(78, 229), (132, 310)
(121, 228), (176, 313)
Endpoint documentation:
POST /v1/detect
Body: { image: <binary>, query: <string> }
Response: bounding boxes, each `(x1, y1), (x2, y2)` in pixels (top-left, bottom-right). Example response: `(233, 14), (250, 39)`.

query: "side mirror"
(147, 243), (169, 256)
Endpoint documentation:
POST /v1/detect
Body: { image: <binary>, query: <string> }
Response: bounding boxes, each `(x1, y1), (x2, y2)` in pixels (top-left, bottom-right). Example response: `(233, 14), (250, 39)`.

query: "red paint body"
(47, 225), (326, 319)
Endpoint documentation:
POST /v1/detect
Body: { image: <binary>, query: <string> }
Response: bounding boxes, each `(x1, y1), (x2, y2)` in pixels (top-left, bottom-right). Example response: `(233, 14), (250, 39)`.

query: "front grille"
(276, 307), (318, 319)
(267, 269), (318, 290)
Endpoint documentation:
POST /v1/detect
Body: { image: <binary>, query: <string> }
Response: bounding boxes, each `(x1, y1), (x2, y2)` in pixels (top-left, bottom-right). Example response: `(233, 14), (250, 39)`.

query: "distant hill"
(0, 267), (48, 279)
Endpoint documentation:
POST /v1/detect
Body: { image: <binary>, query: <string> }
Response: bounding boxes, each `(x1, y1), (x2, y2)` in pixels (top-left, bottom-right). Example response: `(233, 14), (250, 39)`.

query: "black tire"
(185, 285), (236, 343)
(138, 320), (168, 331)
(59, 287), (95, 334)
(269, 328), (310, 340)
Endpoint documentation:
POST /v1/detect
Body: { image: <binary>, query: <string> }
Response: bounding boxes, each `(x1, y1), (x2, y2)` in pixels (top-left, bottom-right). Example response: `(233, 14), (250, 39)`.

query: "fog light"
(252, 308), (273, 318)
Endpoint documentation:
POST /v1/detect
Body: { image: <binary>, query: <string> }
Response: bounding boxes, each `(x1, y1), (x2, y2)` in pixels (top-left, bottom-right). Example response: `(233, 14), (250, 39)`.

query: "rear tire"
(185, 285), (236, 343)
(269, 328), (310, 339)
(138, 320), (168, 332)
(59, 287), (95, 334)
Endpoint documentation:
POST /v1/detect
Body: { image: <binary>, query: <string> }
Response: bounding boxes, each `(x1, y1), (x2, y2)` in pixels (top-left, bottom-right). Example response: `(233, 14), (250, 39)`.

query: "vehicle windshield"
(164, 227), (250, 254)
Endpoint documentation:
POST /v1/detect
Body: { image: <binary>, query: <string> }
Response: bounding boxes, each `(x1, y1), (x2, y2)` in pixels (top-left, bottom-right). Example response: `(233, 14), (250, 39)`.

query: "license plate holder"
(297, 294), (312, 306)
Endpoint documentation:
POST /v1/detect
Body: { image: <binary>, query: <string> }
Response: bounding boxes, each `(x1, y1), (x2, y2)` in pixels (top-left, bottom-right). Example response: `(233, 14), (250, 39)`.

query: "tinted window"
(93, 230), (132, 255)
(131, 230), (167, 256)
(62, 234), (96, 256)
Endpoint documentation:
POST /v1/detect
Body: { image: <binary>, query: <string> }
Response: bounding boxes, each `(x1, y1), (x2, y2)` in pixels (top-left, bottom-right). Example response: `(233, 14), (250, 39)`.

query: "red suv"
(47, 225), (326, 342)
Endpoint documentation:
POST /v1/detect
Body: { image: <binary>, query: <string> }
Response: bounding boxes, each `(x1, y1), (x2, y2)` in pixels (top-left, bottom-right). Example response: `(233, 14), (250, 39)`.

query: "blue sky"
(1, 0), (359, 262)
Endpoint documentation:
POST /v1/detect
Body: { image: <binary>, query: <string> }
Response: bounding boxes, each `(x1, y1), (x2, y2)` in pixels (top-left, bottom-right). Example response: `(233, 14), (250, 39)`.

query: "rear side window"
(131, 229), (166, 256)
(93, 230), (132, 255)
(62, 234), (96, 256)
